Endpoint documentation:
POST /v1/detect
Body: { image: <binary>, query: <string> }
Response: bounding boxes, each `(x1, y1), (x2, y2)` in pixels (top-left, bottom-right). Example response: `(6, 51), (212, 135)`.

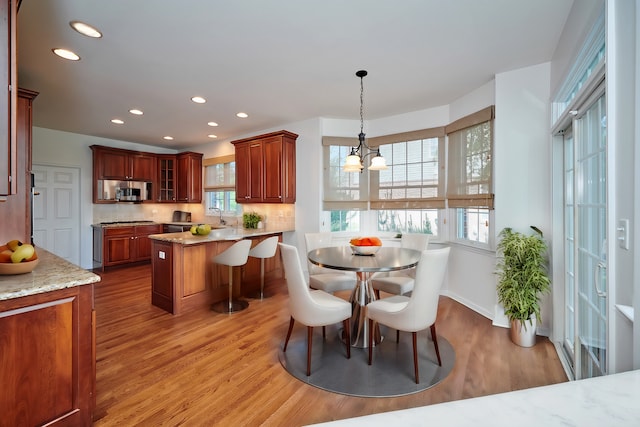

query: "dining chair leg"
(412, 331), (419, 384)
(283, 317), (295, 352)
(396, 329), (400, 343)
(430, 324), (442, 366)
(343, 319), (351, 359)
(322, 326), (326, 340)
(306, 326), (313, 376)
(368, 318), (374, 365)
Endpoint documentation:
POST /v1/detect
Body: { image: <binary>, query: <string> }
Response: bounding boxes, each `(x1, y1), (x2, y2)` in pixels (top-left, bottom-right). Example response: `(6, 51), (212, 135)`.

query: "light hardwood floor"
(92, 263), (567, 426)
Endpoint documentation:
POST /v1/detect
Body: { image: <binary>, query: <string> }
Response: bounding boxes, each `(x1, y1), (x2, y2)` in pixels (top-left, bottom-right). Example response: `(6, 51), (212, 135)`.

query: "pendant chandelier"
(343, 70), (388, 172)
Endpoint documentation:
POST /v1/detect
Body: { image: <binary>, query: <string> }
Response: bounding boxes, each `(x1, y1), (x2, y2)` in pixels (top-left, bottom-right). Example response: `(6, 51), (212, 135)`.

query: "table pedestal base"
(349, 271), (382, 348)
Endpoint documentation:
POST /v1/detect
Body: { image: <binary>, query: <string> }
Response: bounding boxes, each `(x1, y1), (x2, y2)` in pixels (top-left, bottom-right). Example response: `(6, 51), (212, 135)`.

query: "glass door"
(562, 86), (607, 379)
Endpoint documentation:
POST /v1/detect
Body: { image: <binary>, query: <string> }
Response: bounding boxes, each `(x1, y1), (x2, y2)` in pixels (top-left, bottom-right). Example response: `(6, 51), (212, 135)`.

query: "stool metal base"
(247, 290), (273, 300)
(211, 299), (249, 314)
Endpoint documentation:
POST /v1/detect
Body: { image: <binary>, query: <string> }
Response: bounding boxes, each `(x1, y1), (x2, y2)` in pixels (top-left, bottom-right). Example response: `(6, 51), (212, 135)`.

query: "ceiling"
(17, 0), (574, 150)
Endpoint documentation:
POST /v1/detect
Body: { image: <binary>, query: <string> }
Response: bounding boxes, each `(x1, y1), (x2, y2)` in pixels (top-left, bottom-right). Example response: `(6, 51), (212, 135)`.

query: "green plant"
(496, 227), (551, 327)
(242, 212), (262, 229)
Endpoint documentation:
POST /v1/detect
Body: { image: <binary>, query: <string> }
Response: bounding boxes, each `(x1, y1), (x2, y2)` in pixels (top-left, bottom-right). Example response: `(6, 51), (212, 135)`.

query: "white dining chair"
(371, 233), (430, 297)
(304, 232), (356, 294)
(279, 243), (352, 376)
(367, 247), (450, 384)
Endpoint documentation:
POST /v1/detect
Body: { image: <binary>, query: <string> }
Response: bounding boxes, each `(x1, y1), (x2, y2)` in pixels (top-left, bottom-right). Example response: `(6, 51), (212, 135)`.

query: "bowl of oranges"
(0, 240), (39, 275)
(349, 236), (382, 256)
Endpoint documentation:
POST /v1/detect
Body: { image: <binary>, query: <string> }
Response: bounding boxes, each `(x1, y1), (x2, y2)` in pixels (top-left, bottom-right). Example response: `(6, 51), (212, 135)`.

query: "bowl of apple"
(0, 240), (39, 275)
(349, 237), (382, 256)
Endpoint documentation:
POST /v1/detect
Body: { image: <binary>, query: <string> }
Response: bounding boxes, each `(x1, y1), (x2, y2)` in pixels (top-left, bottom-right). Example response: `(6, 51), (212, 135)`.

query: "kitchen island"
(149, 227), (289, 315)
(0, 249), (100, 426)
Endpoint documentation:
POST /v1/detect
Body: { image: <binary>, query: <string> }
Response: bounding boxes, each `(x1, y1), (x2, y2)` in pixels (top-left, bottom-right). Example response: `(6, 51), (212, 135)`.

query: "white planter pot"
(510, 315), (537, 347)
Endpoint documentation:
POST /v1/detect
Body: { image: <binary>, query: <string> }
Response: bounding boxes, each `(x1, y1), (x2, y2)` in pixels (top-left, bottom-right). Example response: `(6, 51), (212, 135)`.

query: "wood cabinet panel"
(151, 240), (174, 313)
(176, 152), (203, 203)
(131, 153), (156, 181)
(0, 0), (17, 196)
(0, 285), (95, 426)
(0, 89), (38, 244)
(232, 130), (297, 204)
(99, 149), (129, 179)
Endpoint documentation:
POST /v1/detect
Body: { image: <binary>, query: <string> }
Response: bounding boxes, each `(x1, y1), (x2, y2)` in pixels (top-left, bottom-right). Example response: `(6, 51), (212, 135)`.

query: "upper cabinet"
(0, 0), (17, 196)
(176, 152), (203, 203)
(232, 130), (297, 204)
(91, 145), (202, 204)
(91, 146), (156, 181)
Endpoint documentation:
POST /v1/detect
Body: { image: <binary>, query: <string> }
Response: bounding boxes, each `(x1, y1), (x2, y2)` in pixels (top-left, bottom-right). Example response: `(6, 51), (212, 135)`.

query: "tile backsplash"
(93, 203), (295, 230)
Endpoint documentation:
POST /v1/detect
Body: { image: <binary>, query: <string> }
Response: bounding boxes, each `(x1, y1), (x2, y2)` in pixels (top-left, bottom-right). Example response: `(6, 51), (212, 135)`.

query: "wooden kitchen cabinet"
(0, 89), (38, 244)
(0, 284), (95, 426)
(0, 0), (17, 196)
(91, 145), (156, 181)
(232, 130), (297, 203)
(157, 154), (176, 202)
(234, 140), (263, 202)
(94, 224), (162, 269)
(176, 152), (203, 203)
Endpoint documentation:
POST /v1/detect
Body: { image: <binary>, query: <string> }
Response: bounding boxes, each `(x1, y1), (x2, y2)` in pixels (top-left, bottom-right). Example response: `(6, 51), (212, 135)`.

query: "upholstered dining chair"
(247, 236), (280, 299)
(279, 243), (352, 376)
(371, 233), (430, 298)
(210, 239), (252, 314)
(304, 232), (356, 294)
(367, 247), (450, 384)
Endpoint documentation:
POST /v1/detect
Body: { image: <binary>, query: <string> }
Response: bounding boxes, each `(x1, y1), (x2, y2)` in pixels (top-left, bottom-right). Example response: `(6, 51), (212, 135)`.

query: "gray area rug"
(278, 324), (455, 397)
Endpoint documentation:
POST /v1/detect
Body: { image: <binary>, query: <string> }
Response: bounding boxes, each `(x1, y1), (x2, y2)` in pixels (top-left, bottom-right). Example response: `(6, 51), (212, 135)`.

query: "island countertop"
(0, 249), (101, 301)
(149, 226), (293, 245)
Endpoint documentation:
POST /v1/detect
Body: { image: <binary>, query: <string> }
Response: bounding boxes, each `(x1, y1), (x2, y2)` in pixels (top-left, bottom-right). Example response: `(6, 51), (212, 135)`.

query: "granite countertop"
(0, 249), (101, 301)
(309, 369), (640, 426)
(91, 221), (160, 228)
(149, 226), (293, 244)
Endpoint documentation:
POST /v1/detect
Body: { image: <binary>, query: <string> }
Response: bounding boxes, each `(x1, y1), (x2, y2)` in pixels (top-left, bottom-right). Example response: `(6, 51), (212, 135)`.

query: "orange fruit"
(370, 237), (382, 246)
(0, 249), (13, 263)
(25, 251), (38, 262)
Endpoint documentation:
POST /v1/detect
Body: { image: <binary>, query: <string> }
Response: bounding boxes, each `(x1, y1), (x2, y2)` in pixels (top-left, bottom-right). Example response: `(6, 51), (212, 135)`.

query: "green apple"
(190, 225), (198, 235)
(197, 224), (211, 235)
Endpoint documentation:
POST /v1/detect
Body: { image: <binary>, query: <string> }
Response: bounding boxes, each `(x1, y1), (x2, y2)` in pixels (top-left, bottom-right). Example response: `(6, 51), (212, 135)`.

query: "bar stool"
(247, 236), (279, 299)
(211, 239), (252, 314)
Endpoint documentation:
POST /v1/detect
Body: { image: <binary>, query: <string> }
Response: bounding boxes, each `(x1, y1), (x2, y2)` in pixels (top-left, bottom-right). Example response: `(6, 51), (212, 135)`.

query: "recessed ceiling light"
(163, 136), (174, 140)
(236, 112), (248, 118)
(69, 21), (102, 38)
(191, 96), (206, 104)
(129, 109), (143, 115)
(111, 119), (124, 124)
(207, 121), (218, 127)
(52, 48), (80, 61)
(207, 134), (218, 139)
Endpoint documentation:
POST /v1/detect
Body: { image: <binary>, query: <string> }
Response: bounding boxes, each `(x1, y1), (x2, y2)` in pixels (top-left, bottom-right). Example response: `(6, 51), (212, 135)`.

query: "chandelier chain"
(360, 74), (364, 135)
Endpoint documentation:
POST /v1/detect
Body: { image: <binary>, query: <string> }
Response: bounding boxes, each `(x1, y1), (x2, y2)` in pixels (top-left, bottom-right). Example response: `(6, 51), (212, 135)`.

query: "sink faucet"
(210, 207), (226, 225)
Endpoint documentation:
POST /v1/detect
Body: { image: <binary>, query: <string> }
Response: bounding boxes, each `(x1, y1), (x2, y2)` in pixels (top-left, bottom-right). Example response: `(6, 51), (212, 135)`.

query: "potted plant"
(242, 212), (262, 229)
(495, 227), (551, 347)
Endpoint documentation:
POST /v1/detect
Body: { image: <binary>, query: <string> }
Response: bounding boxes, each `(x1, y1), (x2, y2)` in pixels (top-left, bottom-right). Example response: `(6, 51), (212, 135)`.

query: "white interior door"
(32, 165), (81, 266)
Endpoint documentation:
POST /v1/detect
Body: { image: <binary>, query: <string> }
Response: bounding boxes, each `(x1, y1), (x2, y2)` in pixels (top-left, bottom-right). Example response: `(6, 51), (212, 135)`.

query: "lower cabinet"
(0, 285), (95, 426)
(95, 224), (162, 269)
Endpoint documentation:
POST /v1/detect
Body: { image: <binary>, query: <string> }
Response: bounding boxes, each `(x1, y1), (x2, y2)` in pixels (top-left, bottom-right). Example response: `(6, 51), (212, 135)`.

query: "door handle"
(594, 261), (607, 297)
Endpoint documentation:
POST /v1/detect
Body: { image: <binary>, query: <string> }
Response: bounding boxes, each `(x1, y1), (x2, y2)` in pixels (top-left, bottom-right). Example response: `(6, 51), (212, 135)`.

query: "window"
(323, 129), (444, 236)
(446, 106), (495, 246)
(203, 155), (240, 216)
(455, 207), (490, 244)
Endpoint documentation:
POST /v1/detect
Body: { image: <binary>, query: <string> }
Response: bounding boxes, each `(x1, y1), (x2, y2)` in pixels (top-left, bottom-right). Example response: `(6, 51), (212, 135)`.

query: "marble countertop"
(309, 370), (640, 426)
(149, 226), (293, 245)
(0, 249), (101, 301)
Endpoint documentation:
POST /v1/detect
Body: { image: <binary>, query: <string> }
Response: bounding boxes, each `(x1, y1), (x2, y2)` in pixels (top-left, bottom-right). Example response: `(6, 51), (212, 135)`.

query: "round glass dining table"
(307, 246), (421, 348)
